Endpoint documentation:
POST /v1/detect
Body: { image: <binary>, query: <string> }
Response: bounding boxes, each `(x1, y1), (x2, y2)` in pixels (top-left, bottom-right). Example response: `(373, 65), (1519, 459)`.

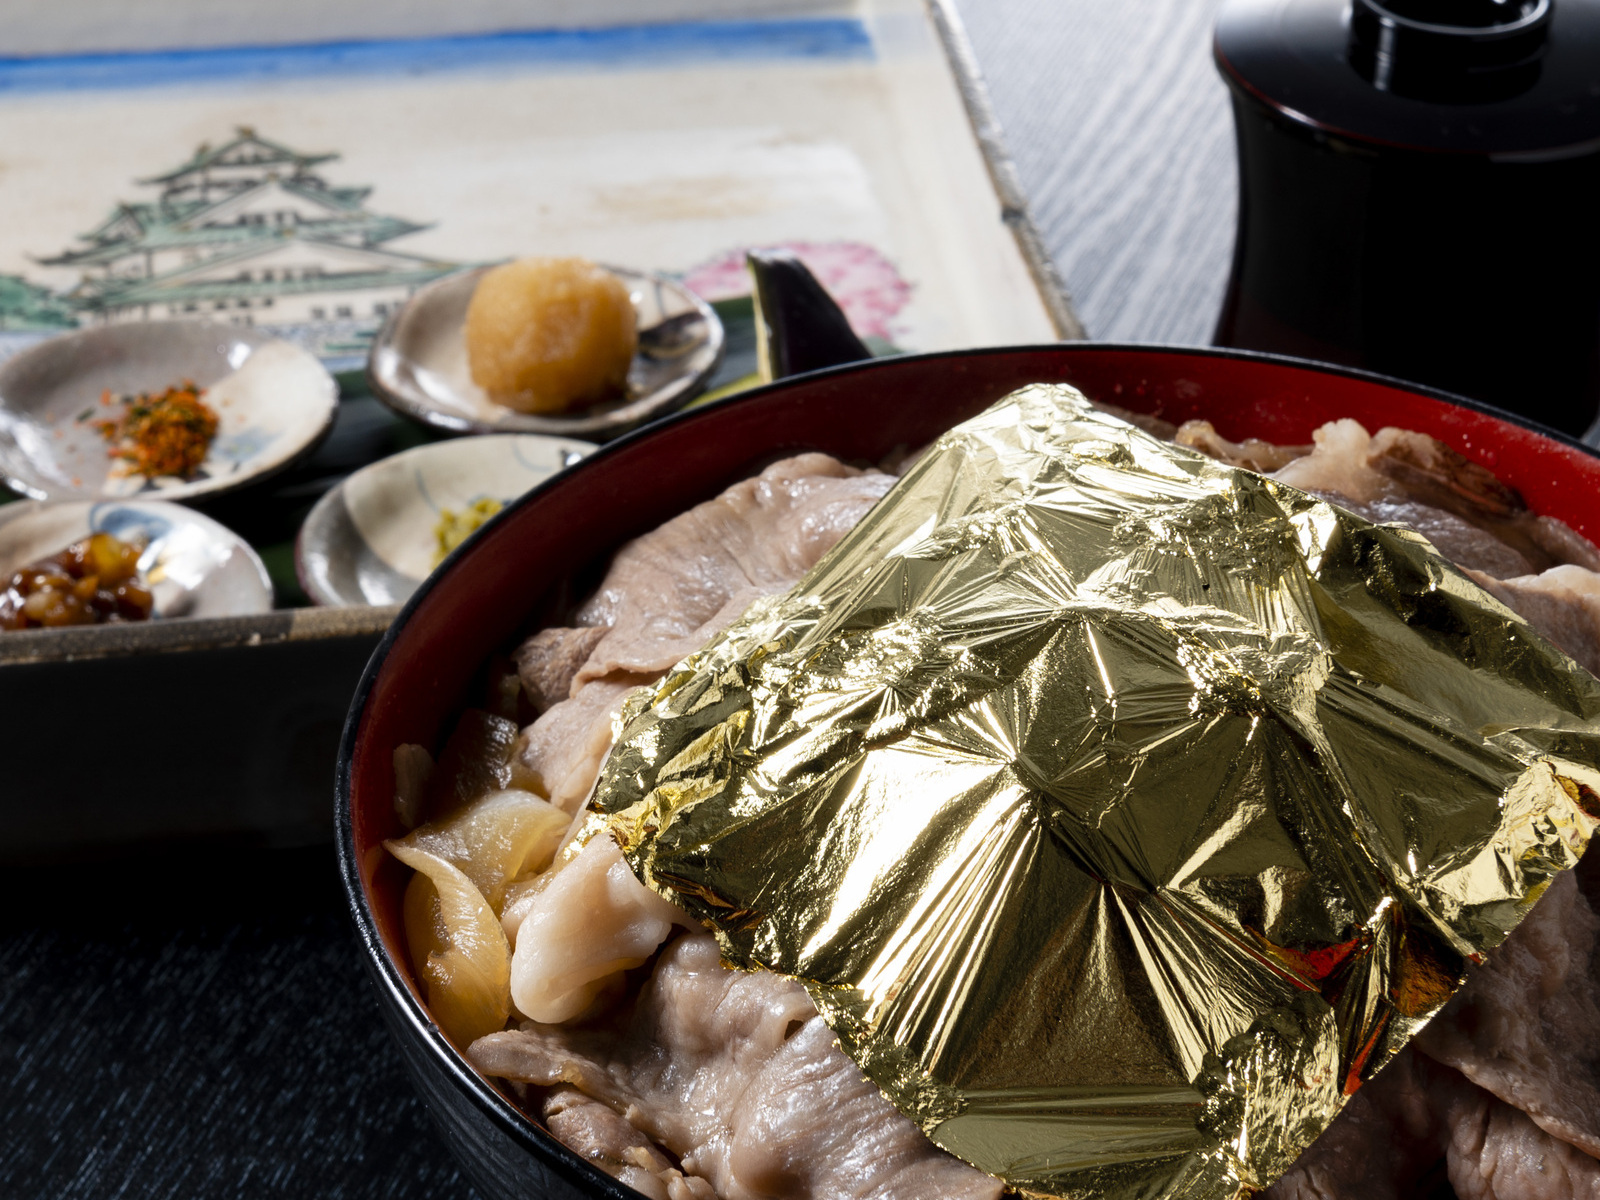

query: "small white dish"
(0, 321), (339, 502)
(0, 499), (273, 620)
(366, 265), (723, 440)
(295, 433), (593, 607)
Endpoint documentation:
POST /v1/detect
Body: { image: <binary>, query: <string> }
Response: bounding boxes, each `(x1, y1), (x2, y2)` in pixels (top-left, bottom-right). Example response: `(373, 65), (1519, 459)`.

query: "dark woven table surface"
(0, 2), (1233, 1195)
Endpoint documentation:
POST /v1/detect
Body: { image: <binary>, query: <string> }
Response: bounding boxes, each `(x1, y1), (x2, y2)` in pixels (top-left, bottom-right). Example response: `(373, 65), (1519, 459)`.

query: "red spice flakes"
(89, 381), (219, 480)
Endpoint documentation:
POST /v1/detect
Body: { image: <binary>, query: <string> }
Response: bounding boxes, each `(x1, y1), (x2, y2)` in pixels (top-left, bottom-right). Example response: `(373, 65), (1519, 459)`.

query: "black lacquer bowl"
(337, 344), (1600, 1200)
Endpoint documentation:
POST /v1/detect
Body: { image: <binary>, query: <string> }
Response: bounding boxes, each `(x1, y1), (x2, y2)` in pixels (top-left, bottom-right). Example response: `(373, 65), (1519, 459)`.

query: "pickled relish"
(91, 381), (219, 480)
(0, 532), (154, 630)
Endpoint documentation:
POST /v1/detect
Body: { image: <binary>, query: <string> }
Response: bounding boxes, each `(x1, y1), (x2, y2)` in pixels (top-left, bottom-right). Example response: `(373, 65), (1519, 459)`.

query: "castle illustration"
(20, 127), (457, 333)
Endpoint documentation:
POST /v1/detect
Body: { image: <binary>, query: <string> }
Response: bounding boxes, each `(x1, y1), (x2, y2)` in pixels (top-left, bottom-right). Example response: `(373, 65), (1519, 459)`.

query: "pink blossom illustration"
(682, 241), (913, 342)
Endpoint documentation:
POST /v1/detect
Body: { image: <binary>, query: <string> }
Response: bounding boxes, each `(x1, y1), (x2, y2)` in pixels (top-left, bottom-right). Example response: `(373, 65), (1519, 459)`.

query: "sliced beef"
(1261, 418), (1387, 502)
(513, 676), (654, 813)
(1208, 417), (1600, 664)
(1342, 498), (1536, 578)
(1142, 415), (1600, 581)
(514, 626), (609, 713)
(877, 442), (931, 476)
(1467, 566), (1600, 678)
(1518, 520), (1600, 577)
(1267, 1049), (1600, 1200)
(571, 453), (894, 687)
(1264, 1049), (1457, 1200)
(1271, 421), (1600, 576)
(1175, 418), (1310, 473)
(1364, 427), (1600, 574)
(1267, 870), (1600, 1199)
(544, 1085), (717, 1200)
(1417, 869), (1600, 1160)
(1445, 1094), (1600, 1200)
(509, 454), (895, 823)
(474, 934), (1002, 1200)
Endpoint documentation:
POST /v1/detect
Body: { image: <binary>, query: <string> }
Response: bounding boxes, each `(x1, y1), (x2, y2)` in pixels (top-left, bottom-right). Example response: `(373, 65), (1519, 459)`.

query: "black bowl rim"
(334, 339), (1599, 1198)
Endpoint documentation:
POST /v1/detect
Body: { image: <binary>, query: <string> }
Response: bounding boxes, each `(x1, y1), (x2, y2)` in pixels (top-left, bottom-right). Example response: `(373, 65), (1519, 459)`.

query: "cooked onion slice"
(391, 787), (571, 910)
(391, 842), (512, 1046)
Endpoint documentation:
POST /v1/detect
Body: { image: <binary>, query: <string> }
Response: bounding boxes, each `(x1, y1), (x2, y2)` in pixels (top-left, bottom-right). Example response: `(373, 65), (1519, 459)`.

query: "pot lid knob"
(1350, 0), (1554, 100)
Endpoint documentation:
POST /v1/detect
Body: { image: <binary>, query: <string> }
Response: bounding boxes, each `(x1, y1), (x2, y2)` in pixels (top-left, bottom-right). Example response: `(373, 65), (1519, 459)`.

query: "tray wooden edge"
(924, 0), (1087, 341)
(0, 603), (401, 665)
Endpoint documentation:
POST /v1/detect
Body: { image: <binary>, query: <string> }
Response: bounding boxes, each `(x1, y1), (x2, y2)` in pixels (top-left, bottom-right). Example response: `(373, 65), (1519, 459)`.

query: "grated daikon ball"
(465, 257), (638, 414)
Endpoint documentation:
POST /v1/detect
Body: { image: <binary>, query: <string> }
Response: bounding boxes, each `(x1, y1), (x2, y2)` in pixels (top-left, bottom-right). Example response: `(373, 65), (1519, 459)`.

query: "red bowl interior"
(340, 343), (1600, 1044)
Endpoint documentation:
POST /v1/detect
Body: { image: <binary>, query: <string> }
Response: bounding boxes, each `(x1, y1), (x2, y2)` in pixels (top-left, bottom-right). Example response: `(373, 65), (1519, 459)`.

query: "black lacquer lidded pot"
(1213, 0), (1600, 435)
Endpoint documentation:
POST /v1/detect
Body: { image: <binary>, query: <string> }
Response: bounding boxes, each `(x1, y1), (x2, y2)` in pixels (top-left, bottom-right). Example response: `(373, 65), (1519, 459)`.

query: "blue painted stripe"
(0, 18), (874, 95)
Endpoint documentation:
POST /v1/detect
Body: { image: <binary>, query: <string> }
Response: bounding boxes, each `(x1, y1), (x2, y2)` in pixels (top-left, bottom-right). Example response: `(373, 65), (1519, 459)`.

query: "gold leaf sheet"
(591, 384), (1600, 1197)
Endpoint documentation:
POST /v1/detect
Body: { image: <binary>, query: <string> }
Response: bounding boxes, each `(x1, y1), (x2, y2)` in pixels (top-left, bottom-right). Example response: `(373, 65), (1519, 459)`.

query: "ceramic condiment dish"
(0, 321), (338, 503)
(296, 433), (594, 607)
(366, 265), (723, 440)
(0, 498), (273, 620)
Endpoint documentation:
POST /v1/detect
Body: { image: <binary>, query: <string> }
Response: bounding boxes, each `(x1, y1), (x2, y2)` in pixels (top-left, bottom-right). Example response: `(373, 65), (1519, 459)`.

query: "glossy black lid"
(1215, 0), (1600, 154)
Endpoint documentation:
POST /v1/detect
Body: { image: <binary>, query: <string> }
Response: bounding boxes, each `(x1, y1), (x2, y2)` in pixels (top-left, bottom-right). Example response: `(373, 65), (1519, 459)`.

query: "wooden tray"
(0, 0), (1076, 858)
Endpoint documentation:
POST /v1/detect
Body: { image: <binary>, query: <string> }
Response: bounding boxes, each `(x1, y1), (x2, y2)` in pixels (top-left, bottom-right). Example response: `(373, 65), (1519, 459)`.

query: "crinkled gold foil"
(592, 384), (1600, 1198)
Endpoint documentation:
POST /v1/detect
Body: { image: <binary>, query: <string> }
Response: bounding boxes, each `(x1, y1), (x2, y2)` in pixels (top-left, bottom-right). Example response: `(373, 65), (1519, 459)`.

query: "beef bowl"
(335, 344), (1600, 1200)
